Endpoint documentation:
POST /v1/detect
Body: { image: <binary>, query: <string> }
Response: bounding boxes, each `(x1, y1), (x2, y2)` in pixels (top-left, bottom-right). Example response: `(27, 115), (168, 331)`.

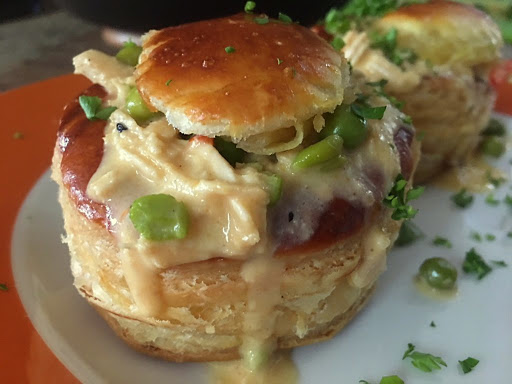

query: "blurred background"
(0, 0), (510, 91)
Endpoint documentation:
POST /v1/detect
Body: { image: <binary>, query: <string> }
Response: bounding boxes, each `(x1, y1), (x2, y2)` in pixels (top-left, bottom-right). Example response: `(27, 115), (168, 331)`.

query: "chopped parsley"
(458, 357), (479, 374)
(225, 46), (236, 54)
(254, 16), (270, 25)
(491, 260), (507, 267)
(402, 115), (413, 124)
(278, 12), (293, 24)
(451, 189), (474, 209)
(351, 104), (387, 120)
(432, 236), (452, 248)
(485, 233), (496, 241)
(470, 231), (482, 242)
(430, 321), (436, 327)
(485, 193), (500, 206)
(165, 79), (172, 86)
(463, 248), (492, 280)
(0, 283), (8, 291)
(395, 221), (424, 246)
(508, 231), (512, 238)
(370, 28), (417, 67)
(366, 79), (404, 110)
(486, 171), (505, 188)
(78, 95), (117, 121)
(331, 36), (345, 50)
(379, 376), (404, 384)
(383, 174), (424, 220)
(402, 343), (447, 372)
(482, 118), (506, 137)
(504, 194), (512, 207)
(277, 58), (283, 65)
(244, 0), (256, 13)
(13, 131), (24, 139)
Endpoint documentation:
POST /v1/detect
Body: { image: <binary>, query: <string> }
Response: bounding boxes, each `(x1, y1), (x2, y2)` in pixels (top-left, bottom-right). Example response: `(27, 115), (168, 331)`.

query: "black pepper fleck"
(116, 123), (128, 132)
(288, 212), (294, 222)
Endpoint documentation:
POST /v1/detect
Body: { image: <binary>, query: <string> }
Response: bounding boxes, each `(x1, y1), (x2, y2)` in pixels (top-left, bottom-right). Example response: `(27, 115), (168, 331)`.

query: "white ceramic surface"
(11, 115), (512, 383)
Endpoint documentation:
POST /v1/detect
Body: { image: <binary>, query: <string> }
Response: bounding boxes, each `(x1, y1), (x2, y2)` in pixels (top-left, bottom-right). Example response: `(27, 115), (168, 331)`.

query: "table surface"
(0, 11), (113, 92)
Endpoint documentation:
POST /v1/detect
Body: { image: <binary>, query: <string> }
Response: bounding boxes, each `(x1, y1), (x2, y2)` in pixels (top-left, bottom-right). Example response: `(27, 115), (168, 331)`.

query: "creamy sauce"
(414, 276), (458, 300)
(210, 351), (298, 384)
(433, 155), (507, 192)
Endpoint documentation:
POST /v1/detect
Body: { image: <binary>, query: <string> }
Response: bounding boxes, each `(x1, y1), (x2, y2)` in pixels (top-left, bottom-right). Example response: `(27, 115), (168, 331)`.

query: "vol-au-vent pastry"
(328, 0), (503, 182)
(52, 11), (421, 369)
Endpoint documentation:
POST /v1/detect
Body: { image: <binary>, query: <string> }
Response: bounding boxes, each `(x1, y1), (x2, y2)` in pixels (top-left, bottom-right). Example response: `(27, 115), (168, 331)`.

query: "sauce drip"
(58, 84), (111, 229)
(433, 154), (507, 192)
(414, 276), (458, 300)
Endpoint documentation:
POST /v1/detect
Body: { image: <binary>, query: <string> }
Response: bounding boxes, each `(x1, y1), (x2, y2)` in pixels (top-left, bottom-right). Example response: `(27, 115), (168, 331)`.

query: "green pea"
(116, 41), (142, 66)
(214, 137), (246, 166)
(419, 257), (457, 290)
(129, 194), (189, 241)
(265, 173), (283, 206)
(320, 104), (368, 149)
(481, 136), (505, 158)
(292, 135), (344, 169)
(126, 87), (159, 123)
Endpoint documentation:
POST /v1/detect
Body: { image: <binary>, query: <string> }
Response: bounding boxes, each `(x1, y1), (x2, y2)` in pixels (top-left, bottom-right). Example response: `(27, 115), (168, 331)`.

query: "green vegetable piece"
(126, 87), (158, 123)
(451, 188), (473, 208)
(419, 257), (458, 290)
(13, 131), (24, 140)
(395, 221), (424, 246)
(331, 36), (345, 50)
(244, 0), (256, 13)
(459, 357), (479, 374)
(320, 154), (347, 172)
(265, 173), (283, 206)
(430, 321), (436, 327)
(481, 136), (505, 158)
(278, 12), (292, 24)
(254, 16), (269, 24)
(351, 104), (386, 120)
(321, 104), (368, 149)
(79, 95), (117, 121)
(402, 343), (447, 372)
(491, 260), (507, 267)
(504, 194), (512, 207)
(0, 283), (8, 291)
(292, 135), (344, 169)
(116, 41), (142, 66)
(482, 118), (506, 137)
(432, 236), (452, 248)
(225, 46), (236, 54)
(463, 248), (492, 280)
(470, 231), (482, 242)
(380, 376), (404, 384)
(485, 233), (496, 241)
(214, 137), (246, 166)
(129, 194), (189, 241)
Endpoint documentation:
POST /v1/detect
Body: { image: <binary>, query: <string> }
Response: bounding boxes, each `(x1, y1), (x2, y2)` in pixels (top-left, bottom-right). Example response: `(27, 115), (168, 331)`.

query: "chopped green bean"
(292, 135), (344, 169)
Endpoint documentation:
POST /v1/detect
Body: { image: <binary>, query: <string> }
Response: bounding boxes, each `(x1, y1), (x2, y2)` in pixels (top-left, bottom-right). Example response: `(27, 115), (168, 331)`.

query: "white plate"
(11, 114), (512, 383)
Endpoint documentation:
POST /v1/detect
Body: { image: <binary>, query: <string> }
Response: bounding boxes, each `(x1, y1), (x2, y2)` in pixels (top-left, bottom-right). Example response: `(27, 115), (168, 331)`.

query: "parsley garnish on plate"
(504, 194), (512, 207)
(508, 231), (512, 238)
(485, 193), (500, 206)
(79, 95), (117, 121)
(463, 248), (492, 280)
(432, 236), (452, 248)
(482, 118), (506, 137)
(491, 260), (507, 267)
(0, 283), (8, 291)
(470, 231), (482, 242)
(165, 79), (172, 86)
(430, 321), (436, 327)
(458, 357), (479, 374)
(351, 104), (387, 120)
(277, 58), (283, 65)
(395, 221), (424, 246)
(451, 188), (473, 208)
(402, 343), (447, 372)
(485, 233), (496, 241)
(383, 174), (424, 220)
(359, 376), (404, 384)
